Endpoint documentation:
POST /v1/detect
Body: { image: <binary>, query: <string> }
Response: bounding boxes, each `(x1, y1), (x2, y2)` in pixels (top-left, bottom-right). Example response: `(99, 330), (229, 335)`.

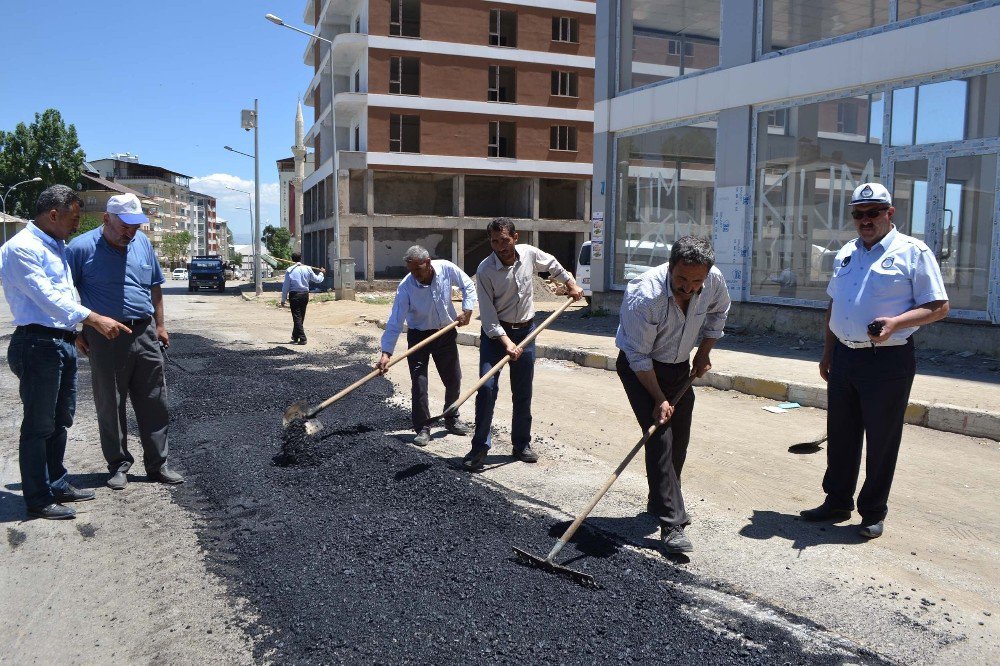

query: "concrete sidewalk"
(448, 301), (1000, 441)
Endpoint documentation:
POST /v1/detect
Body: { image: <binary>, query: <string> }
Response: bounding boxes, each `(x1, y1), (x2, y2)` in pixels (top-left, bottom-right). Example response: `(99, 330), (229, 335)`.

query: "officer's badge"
(861, 185), (873, 198)
(881, 257), (894, 269)
(842, 256), (852, 267)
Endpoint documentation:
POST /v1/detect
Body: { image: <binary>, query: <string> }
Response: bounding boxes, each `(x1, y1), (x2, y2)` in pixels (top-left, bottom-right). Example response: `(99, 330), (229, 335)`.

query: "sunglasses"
(851, 208), (889, 220)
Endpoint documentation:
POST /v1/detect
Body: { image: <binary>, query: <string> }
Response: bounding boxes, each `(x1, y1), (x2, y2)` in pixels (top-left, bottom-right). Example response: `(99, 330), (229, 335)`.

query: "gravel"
(165, 333), (885, 665)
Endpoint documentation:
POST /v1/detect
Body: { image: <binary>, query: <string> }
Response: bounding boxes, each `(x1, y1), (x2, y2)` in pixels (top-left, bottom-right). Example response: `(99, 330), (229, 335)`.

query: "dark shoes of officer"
(107, 470), (128, 490)
(800, 504), (852, 522)
(413, 427), (431, 447)
(512, 444), (539, 463)
(462, 447), (488, 472)
(148, 464), (184, 485)
(53, 483), (95, 503)
(444, 419), (470, 436)
(27, 503), (76, 520)
(661, 525), (693, 554)
(859, 521), (884, 539)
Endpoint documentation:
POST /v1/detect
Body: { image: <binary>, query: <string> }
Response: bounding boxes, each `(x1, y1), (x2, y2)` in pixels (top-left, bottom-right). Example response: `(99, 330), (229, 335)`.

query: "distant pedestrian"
(376, 245), (476, 446)
(0, 185), (131, 519)
(280, 252), (325, 345)
(67, 193), (183, 491)
(463, 218), (584, 471)
(802, 183), (949, 539)
(615, 236), (731, 554)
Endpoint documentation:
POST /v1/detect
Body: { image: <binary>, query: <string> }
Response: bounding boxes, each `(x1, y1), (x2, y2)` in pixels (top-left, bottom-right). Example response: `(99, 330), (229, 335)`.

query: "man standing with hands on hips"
(0, 185), (131, 519)
(802, 182), (949, 539)
(615, 236), (730, 554)
(68, 193), (183, 490)
(280, 251), (325, 345)
(376, 245), (476, 446)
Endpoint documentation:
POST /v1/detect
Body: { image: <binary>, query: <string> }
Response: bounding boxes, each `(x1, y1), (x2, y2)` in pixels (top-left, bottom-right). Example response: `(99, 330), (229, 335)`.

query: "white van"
(576, 241), (592, 299)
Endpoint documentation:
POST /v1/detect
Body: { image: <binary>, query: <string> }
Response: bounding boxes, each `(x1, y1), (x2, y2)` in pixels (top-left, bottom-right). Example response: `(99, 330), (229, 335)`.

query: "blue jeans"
(471, 325), (536, 451)
(7, 328), (77, 509)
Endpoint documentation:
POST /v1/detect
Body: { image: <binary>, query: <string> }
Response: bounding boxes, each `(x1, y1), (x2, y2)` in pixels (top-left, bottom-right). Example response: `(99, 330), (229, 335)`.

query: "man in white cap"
(801, 182), (949, 539)
(67, 193), (183, 490)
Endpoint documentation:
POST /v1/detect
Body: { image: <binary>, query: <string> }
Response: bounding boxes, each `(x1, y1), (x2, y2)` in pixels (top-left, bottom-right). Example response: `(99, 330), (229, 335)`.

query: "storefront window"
(618, 0), (720, 91)
(891, 72), (1000, 146)
(752, 94), (884, 300)
(761, 1), (889, 54)
(613, 122), (717, 284)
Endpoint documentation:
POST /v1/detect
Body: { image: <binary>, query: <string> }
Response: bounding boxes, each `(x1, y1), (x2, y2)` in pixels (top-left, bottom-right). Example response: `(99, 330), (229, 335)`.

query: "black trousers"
(616, 352), (695, 528)
(289, 291), (309, 341)
(824, 340), (915, 524)
(406, 327), (462, 432)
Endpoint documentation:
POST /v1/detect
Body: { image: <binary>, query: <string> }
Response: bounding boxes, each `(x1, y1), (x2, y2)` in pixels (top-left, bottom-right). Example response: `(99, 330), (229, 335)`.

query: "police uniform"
(822, 187), (948, 529)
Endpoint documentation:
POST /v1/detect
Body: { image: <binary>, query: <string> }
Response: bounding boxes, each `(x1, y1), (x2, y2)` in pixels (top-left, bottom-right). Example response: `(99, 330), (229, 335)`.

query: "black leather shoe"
(661, 526), (693, 553)
(462, 448), (488, 472)
(107, 470), (128, 490)
(859, 521), (884, 539)
(27, 503), (76, 520)
(297, 339), (307, 346)
(800, 504), (852, 522)
(512, 444), (539, 463)
(52, 483), (96, 503)
(148, 464), (184, 484)
(413, 428), (431, 447)
(444, 420), (471, 436)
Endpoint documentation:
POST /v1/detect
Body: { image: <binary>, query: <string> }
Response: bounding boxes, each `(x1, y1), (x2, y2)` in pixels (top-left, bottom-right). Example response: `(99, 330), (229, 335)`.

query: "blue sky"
(0, 1), (315, 243)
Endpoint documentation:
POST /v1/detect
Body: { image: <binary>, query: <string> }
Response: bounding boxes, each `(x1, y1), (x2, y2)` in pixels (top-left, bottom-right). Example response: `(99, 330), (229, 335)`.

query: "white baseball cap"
(850, 182), (892, 207)
(106, 193), (148, 225)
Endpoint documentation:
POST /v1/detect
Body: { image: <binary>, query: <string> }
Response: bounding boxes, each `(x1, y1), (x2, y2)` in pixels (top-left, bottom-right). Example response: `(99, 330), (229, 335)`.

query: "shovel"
(282, 319), (461, 435)
(273, 256), (325, 272)
(513, 376), (696, 587)
(422, 297), (575, 428)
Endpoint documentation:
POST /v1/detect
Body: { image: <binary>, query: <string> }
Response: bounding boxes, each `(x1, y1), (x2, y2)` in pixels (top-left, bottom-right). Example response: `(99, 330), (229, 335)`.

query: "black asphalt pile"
(165, 333), (884, 665)
(275, 419), (319, 467)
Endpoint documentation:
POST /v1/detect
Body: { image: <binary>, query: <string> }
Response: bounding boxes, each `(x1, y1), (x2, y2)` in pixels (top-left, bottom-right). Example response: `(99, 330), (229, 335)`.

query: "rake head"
(512, 546), (598, 588)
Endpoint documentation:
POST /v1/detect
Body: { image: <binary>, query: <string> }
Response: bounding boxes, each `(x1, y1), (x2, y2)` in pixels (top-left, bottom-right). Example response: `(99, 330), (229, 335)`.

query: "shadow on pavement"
(740, 509), (867, 551)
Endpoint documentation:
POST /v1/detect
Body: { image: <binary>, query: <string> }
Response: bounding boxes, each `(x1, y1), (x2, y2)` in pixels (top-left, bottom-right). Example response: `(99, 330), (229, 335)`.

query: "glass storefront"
(612, 122), (717, 285)
(618, 0), (720, 91)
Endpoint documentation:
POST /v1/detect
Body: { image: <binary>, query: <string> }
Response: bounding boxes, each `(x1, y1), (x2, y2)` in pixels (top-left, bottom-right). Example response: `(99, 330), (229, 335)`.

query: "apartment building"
(299, 0), (596, 280)
(90, 155), (196, 265)
(79, 165), (161, 246)
(592, 0), (1000, 354)
(187, 191), (219, 256)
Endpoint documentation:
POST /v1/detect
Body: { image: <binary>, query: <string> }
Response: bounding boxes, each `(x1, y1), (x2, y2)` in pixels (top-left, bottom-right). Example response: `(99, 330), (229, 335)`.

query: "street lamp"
(265, 12), (341, 288)
(1, 176), (43, 245)
(223, 111), (263, 298)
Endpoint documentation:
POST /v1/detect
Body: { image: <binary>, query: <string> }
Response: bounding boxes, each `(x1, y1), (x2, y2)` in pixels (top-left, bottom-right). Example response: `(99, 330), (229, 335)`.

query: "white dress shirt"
(281, 263), (325, 302)
(476, 244), (572, 339)
(380, 260), (477, 352)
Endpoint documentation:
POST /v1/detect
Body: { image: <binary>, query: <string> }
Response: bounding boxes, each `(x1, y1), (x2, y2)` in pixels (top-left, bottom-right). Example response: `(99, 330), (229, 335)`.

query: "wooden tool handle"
(426, 297), (576, 424)
(547, 375), (696, 562)
(274, 256), (324, 272)
(308, 319), (461, 417)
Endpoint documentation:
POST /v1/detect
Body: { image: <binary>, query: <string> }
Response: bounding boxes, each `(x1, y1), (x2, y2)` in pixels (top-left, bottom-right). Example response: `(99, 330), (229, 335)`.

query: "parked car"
(172, 268), (188, 280)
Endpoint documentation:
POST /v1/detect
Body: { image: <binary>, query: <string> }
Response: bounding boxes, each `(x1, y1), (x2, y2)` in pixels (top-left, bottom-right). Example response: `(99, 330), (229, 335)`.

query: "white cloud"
(190, 173), (280, 207)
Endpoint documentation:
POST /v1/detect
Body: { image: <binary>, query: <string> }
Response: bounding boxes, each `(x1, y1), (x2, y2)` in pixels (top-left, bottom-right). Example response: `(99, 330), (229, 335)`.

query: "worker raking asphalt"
(164, 333), (886, 664)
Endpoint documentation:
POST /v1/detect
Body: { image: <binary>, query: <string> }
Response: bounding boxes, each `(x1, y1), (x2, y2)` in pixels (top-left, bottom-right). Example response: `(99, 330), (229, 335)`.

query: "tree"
(69, 213), (102, 241)
(262, 224), (292, 261)
(0, 109), (86, 218)
(160, 231), (193, 266)
(230, 251), (243, 266)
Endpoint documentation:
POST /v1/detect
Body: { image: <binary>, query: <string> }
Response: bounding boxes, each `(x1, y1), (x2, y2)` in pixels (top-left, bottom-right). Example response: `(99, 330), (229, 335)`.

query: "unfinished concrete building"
(298, 0), (595, 280)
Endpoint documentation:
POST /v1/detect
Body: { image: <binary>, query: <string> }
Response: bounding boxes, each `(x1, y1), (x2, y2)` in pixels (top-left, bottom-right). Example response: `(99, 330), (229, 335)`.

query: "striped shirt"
(380, 260), (477, 353)
(616, 262), (731, 372)
(476, 244), (572, 339)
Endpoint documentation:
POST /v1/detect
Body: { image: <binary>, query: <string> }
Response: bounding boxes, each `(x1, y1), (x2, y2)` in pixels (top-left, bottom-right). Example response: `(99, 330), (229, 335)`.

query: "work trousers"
(471, 324), (536, 452)
(406, 327), (462, 432)
(289, 291), (309, 342)
(7, 328), (77, 509)
(616, 352), (695, 528)
(83, 320), (170, 475)
(823, 340), (916, 524)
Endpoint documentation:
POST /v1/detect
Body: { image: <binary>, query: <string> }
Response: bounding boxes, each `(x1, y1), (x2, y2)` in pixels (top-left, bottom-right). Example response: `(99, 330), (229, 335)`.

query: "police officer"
(802, 182), (949, 539)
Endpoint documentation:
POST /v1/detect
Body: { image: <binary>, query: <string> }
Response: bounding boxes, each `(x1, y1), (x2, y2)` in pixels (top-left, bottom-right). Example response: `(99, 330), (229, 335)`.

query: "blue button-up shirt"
(616, 262), (731, 372)
(827, 226), (948, 345)
(0, 222), (91, 330)
(281, 263), (325, 302)
(67, 227), (165, 320)
(380, 260), (477, 353)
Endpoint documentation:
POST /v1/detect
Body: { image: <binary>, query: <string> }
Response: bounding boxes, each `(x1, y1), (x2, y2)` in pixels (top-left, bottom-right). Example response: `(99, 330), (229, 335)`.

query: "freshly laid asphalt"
(165, 332), (885, 664)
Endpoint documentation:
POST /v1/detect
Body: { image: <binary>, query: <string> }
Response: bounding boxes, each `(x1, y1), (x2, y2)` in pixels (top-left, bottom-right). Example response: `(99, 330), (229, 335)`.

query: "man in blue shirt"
(376, 245), (476, 446)
(67, 193), (182, 490)
(280, 252), (325, 345)
(0, 185), (131, 519)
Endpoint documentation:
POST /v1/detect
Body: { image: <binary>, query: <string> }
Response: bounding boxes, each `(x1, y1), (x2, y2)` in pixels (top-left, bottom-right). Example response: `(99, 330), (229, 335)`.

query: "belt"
(119, 316), (152, 328)
(839, 338), (909, 350)
(16, 324), (77, 342)
(500, 320), (532, 330)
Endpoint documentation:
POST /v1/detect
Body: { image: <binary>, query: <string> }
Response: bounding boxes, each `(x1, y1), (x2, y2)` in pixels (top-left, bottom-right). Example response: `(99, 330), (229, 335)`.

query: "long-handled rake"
(513, 376), (696, 587)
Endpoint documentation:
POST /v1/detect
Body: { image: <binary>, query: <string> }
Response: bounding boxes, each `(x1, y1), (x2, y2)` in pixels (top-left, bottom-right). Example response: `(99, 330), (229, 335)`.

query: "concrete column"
(453, 174), (465, 217)
(451, 226), (459, 264)
(530, 230), (540, 247)
(531, 178), (540, 220)
(456, 227), (465, 272)
(365, 169), (374, 216)
(338, 168), (350, 216)
(366, 224), (375, 281)
(720, 0), (757, 68)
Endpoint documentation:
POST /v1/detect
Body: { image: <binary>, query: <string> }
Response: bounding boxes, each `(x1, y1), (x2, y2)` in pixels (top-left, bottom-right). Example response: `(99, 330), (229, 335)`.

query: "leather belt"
(500, 320), (532, 330)
(119, 316), (152, 329)
(16, 324), (77, 342)
(839, 338), (909, 350)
